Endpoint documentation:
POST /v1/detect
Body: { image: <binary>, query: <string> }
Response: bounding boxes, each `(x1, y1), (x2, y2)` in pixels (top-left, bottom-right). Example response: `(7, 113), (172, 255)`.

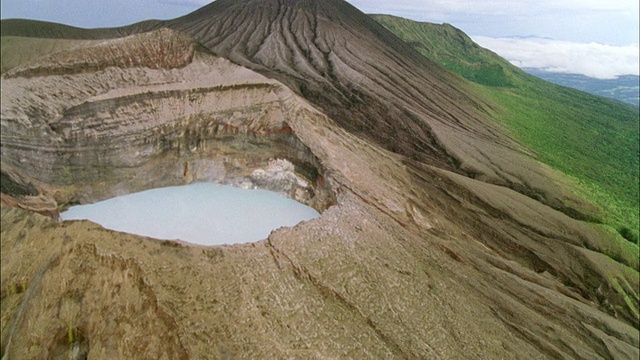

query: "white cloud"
(472, 36), (640, 79)
(558, 0), (637, 11)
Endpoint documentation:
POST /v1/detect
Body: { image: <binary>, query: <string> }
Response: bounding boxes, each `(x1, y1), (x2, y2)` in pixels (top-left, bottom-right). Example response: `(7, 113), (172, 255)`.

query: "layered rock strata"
(1, 29), (334, 213)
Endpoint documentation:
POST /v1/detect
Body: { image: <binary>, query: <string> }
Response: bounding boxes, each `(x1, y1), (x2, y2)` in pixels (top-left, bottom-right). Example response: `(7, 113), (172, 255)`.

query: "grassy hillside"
(373, 15), (640, 244)
(371, 14), (519, 87)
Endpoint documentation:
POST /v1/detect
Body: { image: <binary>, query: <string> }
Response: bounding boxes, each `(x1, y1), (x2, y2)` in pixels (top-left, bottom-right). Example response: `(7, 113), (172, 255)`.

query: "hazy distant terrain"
(524, 69), (640, 106)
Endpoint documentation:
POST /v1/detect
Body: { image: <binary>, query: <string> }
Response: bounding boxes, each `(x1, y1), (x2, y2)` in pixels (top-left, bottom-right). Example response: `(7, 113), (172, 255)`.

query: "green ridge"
(372, 14), (517, 87)
(373, 14), (640, 244)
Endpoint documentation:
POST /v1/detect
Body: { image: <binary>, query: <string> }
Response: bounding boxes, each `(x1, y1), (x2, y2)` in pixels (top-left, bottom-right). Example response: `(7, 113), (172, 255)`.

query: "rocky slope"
(1, 0), (638, 358)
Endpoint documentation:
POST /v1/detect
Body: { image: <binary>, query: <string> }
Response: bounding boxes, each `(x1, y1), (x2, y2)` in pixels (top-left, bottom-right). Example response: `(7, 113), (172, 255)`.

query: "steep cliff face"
(1, 28), (334, 212)
(1, 1), (638, 359)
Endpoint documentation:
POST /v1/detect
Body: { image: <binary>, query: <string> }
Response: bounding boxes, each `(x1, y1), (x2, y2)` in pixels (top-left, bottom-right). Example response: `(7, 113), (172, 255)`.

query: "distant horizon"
(1, 0), (638, 78)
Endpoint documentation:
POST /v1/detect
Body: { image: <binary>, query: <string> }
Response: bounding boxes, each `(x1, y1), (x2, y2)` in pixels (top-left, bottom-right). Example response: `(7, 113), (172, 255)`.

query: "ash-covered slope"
(1, 1), (639, 359)
(165, 0), (591, 215)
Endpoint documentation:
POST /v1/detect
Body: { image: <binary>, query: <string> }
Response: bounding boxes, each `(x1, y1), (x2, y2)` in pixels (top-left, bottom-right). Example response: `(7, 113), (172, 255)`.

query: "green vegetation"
(372, 14), (516, 87)
(484, 78), (639, 240)
(373, 14), (640, 244)
(619, 227), (639, 244)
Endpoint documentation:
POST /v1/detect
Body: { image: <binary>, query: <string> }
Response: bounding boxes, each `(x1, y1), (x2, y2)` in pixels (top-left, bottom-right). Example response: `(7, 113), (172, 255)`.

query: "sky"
(1, 0), (638, 79)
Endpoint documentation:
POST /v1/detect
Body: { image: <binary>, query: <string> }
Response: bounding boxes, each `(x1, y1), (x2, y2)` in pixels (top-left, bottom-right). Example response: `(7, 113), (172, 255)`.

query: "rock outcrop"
(1, 1), (638, 359)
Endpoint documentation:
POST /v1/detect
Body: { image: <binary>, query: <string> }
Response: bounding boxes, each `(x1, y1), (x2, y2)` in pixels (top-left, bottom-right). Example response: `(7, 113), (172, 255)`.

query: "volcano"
(1, 0), (638, 358)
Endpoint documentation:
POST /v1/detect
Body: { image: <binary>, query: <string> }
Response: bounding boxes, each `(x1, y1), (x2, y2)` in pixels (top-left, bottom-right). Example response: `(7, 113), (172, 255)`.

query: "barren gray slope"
(1, 27), (637, 360)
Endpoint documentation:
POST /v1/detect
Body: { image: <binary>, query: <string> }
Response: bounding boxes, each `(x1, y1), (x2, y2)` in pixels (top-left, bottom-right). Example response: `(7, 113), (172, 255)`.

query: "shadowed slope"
(166, 0), (473, 169)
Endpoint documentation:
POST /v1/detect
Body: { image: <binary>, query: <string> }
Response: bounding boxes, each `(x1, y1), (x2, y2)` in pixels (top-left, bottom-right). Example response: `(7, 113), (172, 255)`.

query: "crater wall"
(0, 29), (335, 213)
